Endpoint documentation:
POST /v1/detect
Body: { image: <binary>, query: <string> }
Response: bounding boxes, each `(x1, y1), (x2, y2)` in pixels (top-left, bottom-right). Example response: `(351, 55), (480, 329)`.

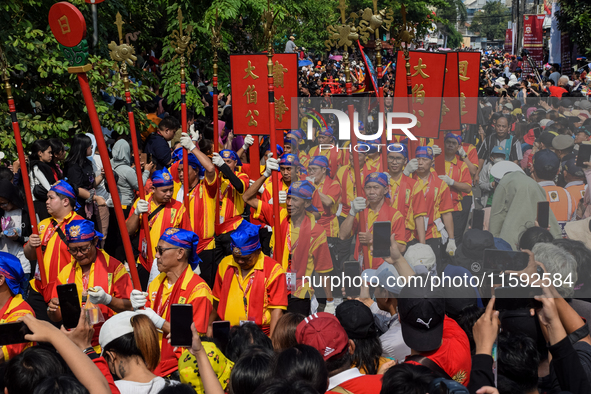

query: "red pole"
(213, 65), (220, 227)
(2, 71), (45, 275)
(180, 59), (190, 213)
(76, 72), (142, 291)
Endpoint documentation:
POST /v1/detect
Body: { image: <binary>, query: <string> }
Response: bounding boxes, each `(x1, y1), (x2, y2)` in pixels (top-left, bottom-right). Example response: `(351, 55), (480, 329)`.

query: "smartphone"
(170, 304), (193, 347)
(0, 322), (33, 346)
(343, 261), (361, 298)
(577, 143), (591, 168)
(472, 209), (485, 231)
(212, 321), (231, 352)
(483, 249), (530, 272)
(537, 201), (550, 230)
(494, 286), (543, 310)
(56, 283), (81, 330)
(372, 221), (391, 258)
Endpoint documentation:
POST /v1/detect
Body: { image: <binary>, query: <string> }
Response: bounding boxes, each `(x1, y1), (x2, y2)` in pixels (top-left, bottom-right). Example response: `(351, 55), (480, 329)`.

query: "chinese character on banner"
(457, 52), (481, 124)
(440, 52), (461, 131)
(270, 53), (298, 130)
(393, 51), (446, 139)
(230, 55), (270, 135)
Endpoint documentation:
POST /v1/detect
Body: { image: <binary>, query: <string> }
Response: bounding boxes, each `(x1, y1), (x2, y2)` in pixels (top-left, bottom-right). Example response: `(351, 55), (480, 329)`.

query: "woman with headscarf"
(0, 251), (35, 361)
(0, 180), (32, 276)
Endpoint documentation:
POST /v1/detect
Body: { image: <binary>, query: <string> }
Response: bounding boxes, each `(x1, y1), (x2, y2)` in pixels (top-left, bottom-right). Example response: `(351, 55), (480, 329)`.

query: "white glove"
(438, 175), (455, 186)
(263, 157), (280, 178)
(349, 197), (367, 216)
(432, 145), (442, 156)
(403, 158), (418, 177)
(446, 239), (457, 256)
(457, 146), (467, 158)
(212, 152), (225, 168)
(139, 307), (166, 329)
(324, 301), (336, 315)
(87, 286), (112, 305)
(180, 133), (196, 151)
(130, 289), (148, 310)
(278, 190), (287, 204)
(135, 199), (149, 216)
(242, 135), (255, 150)
(249, 179), (265, 194)
(189, 124), (200, 141)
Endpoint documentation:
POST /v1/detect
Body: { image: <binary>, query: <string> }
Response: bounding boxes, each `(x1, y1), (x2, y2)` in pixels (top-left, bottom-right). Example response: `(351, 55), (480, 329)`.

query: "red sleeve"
(254, 200), (274, 227)
(112, 267), (133, 300)
(180, 207), (191, 231)
(267, 265), (288, 308)
(191, 293), (213, 334)
(204, 173), (218, 199)
(312, 190), (324, 214)
(325, 180), (341, 203)
(391, 214), (408, 244)
(170, 161), (181, 183)
(212, 264), (224, 301)
(237, 172), (250, 195)
(468, 145), (479, 168)
(439, 182), (455, 213)
(92, 356), (121, 394)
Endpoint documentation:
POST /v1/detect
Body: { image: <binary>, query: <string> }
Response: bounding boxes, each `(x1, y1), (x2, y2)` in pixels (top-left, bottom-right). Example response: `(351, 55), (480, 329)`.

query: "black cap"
(533, 149), (560, 177)
(564, 158), (585, 178)
(335, 300), (377, 340)
(454, 229), (496, 274)
(398, 286), (445, 352)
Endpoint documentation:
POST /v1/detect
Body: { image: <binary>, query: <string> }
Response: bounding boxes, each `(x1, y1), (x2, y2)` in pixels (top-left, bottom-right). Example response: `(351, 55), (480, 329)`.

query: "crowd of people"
(0, 47), (590, 394)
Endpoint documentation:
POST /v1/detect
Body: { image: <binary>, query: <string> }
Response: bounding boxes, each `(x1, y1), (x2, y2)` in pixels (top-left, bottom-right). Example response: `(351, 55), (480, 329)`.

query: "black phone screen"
(343, 261), (361, 298)
(212, 321), (231, 352)
(0, 322), (32, 346)
(171, 304), (193, 347)
(537, 201), (550, 230)
(494, 286), (543, 310)
(372, 221), (391, 258)
(472, 209), (485, 230)
(483, 249), (530, 272)
(576, 143), (591, 168)
(57, 283), (81, 330)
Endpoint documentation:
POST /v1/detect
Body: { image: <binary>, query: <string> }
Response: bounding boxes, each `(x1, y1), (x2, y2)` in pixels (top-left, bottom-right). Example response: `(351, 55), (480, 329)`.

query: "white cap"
(490, 161), (524, 181)
(404, 243), (436, 273)
(98, 311), (137, 350)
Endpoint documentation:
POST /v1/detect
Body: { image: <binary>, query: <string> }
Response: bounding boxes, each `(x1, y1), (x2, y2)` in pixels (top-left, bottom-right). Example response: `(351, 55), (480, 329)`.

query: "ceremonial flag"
(457, 51), (481, 125)
(230, 55), (270, 135)
(270, 53), (298, 130)
(504, 29), (513, 54)
(440, 51), (460, 131)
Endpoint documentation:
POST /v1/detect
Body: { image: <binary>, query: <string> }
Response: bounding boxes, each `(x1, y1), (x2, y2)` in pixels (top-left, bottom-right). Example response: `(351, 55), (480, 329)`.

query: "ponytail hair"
(102, 314), (160, 372)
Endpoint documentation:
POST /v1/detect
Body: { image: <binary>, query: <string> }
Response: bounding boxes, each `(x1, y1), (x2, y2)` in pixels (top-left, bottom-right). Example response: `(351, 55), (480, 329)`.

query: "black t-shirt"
(144, 132), (172, 170)
(65, 160), (94, 209)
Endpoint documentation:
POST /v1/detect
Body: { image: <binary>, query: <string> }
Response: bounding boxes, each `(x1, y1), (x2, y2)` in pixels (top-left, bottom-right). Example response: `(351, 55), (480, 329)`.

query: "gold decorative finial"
(211, 9), (222, 65)
(115, 13), (124, 45)
(170, 7), (195, 61)
(325, 0), (359, 54)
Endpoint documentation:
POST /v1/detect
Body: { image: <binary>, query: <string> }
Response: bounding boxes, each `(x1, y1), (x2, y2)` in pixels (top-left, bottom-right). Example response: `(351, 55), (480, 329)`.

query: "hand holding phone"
(537, 201), (550, 230)
(372, 221), (392, 258)
(57, 283), (81, 330)
(171, 304), (193, 347)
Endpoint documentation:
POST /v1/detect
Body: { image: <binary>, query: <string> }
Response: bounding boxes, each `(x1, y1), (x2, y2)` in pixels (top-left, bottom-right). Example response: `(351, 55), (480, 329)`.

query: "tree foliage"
(556, 0), (591, 57)
(468, 0), (511, 41)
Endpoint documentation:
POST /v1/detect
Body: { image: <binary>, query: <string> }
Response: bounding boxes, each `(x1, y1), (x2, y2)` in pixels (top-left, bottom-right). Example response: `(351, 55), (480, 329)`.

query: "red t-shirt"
(327, 374), (383, 394)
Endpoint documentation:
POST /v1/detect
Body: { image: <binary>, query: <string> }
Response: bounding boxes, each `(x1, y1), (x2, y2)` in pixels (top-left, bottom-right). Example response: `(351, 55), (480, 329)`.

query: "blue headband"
(279, 153), (300, 167)
(359, 121), (365, 131)
(0, 251), (26, 296)
(357, 143), (379, 154)
(444, 133), (462, 144)
(415, 146), (434, 160)
(268, 145), (284, 157)
(288, 180), (315, 200)
(151, 168), (174, 188)
(172, 147), (184, 163)
(220, 150), (243, 166)
(309, 156), (331, 177)
(66, 219), (103, 243)
(288, 129), (306, 141)
(364, 172), (391, 199)
(318, 127), (334, 139)
(388, 143), (408, 159)
(180, 153), (206, 178)
(160, 228), (202, 270)
(51, 180), (81, 211)
(230, 221), (261, 256)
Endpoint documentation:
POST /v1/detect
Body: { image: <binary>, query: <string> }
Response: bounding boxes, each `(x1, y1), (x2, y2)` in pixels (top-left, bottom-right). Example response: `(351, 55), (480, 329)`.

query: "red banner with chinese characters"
(230, 55), (270, 135)
(522, 15), (545, 73)
(440, 51), (460, 131)
(504, 29), (513, 54)
(457, 51), (481, 125)
(561, 32), (572, 74)
(271, 53), (298, 130)
(393, 50), (446, 139)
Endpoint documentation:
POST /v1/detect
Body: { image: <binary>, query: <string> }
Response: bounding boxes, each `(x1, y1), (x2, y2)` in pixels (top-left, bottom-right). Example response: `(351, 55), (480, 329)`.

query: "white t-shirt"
(115, 377), (176, 394)
(0, 209), (29, 274)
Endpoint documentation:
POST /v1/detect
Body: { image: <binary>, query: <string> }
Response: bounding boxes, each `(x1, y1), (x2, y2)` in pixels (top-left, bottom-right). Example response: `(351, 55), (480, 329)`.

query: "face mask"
(492, 157), (504, 164)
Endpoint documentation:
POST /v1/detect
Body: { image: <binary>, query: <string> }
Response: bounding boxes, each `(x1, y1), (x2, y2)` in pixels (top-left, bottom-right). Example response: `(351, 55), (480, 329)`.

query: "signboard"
(522, 14), (545, 73)
(504, 29), (513, 54)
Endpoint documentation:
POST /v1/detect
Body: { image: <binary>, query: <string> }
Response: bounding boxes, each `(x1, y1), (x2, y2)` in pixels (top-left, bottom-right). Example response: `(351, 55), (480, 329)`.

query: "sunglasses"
(156, 246), (179, 255)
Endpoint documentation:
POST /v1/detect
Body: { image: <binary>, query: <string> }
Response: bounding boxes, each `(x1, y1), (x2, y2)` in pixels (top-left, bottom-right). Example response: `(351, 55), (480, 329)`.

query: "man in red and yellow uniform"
(178, 133), (218, 288)
(261, 153), (301, 210)
(459, 140), (479, 178)
(47, 219), (133, 350)
(532, 150), (572, 236)
(24, 180), (84, 320)
(442, 133), (473, 245)
(563, 158), (586, 220)
(308, 127), (343, 177)
(211, 149), (250, 262)
(131, 228), (213, 377)
(407, 147), (456, 270)
(212, 220), (287, 336)
(361, 140), (386, 174)
(0, 252), (35, 361)
(243, 158), (333, 316)
(340, 172), (407, 271)
(387, 143), (427, 244)
(127, 168), (189, 290)
(285, 129), (310, 168)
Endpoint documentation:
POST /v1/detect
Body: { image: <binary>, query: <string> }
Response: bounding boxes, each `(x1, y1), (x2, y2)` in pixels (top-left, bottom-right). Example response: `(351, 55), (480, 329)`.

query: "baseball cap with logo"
(398, 286), (445, 352)
(296, 312), (349, 361)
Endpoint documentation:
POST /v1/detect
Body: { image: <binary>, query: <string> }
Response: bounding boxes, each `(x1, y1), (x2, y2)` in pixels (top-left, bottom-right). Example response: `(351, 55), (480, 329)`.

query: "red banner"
(270, 53), (298, 130)
(504, 29), (513, 54)
(440, 51), (460, 131)
(393, 51), (446, 139)
(522, 14), (545, 73)
(561, 32), (572, 75)
(230, 55), (270, 135)
(457, 51), (481, 125)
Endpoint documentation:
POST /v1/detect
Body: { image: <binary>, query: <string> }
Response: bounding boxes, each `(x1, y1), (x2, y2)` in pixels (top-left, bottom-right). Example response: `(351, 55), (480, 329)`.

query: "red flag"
(230, 55), (270, 135)
(271, 53), (298, 130)
(457, 51), (481, 125)
(440, 51), (461, 131)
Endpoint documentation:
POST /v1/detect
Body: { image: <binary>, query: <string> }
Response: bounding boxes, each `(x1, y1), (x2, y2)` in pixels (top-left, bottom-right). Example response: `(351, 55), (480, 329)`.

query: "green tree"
(469, 0), (511, 41)
(437, 0), (467, 48)
(556, 0), (591, 57)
